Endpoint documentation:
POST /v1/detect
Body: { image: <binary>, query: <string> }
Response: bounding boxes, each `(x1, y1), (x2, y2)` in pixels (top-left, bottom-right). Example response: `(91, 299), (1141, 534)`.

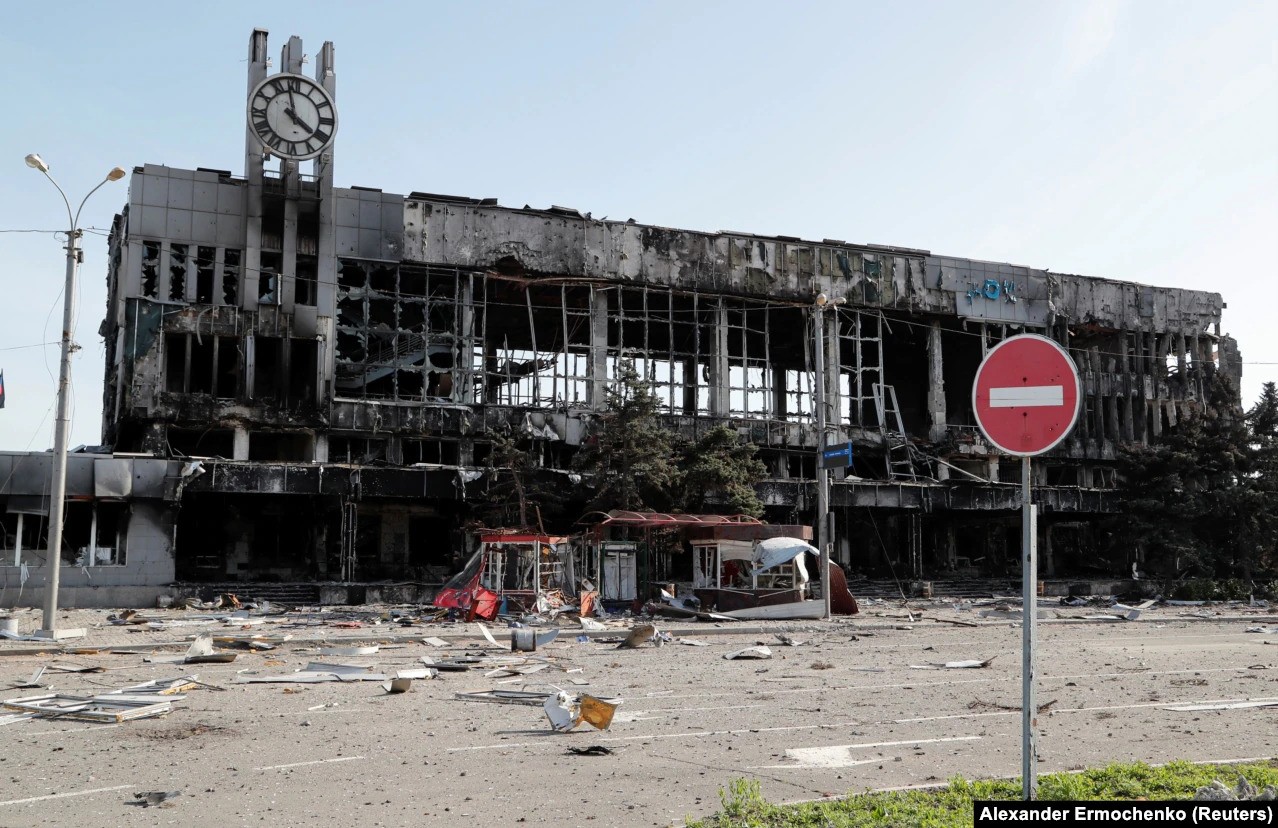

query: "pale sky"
(1, 0), (1275, 449)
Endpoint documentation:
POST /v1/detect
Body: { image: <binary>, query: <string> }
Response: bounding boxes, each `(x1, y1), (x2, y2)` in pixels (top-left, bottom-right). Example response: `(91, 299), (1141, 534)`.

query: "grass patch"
(686, 761), (1278, 827)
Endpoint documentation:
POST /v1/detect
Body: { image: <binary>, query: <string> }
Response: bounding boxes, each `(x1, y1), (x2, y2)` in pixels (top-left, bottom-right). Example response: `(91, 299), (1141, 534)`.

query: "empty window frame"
(328, 435), (388, 464)
(403, 439), (460, 466)
(168, 427), (235, 458)
(165, 333), (240, 398)
(1, 511), (49, 566)
(475, 282), (592, 408)
(833, 309), (884, 427)
(250, 335), (318, 405)
(248, 432), (313, 462)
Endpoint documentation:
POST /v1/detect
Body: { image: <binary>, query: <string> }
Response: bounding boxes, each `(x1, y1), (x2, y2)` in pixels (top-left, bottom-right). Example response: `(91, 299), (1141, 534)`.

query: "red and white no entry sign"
(972, 334), (1081, 456)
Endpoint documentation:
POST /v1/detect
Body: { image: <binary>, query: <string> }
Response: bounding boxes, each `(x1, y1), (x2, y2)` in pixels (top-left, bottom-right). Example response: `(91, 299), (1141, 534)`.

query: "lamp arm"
(39, 170), (75, 232)
(73, 175), (114, 230)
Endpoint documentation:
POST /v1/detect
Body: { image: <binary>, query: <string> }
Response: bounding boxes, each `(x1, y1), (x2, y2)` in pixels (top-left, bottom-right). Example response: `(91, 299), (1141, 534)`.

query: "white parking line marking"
(989, 385), (1064, 407)
(0, 784), (135, 807)
(447, 720), (863, 753)
(753, 736), (982, 769)
(895, 696), (1278, 723)
(254, 755), (365, 771)
(20, 724), (123, 737)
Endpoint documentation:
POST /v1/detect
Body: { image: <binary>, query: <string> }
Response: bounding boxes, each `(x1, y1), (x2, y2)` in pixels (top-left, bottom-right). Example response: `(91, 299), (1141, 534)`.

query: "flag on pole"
(0, 370), (6, 408)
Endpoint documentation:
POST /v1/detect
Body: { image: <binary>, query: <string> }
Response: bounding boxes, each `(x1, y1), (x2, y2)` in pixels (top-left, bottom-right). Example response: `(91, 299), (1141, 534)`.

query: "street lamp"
(813, 293), (844, 620)
(25, 154), (125, 637)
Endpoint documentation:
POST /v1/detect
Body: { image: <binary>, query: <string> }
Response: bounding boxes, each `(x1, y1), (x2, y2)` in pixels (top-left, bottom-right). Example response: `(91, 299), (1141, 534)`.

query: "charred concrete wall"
(90, 166), (1233, 585)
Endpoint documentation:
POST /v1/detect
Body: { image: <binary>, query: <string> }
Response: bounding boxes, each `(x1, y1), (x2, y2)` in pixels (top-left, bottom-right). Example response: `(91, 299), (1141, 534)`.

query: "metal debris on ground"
(10, 666), (46, 689)
(145, 634), (237, 665)
(133, 790), (181, 808)
(544, 692), (620, 732)
(316, 645), (379, 657)
(724, 646), (773, 660)
(910, 657), (996, 669)
(566, 745), (615, 756)
(234, 662), (387, 684)
(456, 689), (555, 706)
(381, 677), (412, 694)
(3, 693), (176, 723)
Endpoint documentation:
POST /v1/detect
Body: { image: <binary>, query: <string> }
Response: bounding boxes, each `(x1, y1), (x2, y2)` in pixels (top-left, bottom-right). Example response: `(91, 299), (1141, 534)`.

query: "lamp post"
(24, 154), (125, 637)
(813, 293), (845, 621)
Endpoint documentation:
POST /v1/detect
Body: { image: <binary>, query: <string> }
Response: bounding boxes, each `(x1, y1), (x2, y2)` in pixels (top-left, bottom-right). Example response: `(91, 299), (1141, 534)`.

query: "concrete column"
(233, 427), (251, 461)
(927, 322), (946, 441)
(587, 288), (609, 409)
(825, 314), (842, 428)
(1042, 522), (1055, 577)
(710, 298), (730, 417)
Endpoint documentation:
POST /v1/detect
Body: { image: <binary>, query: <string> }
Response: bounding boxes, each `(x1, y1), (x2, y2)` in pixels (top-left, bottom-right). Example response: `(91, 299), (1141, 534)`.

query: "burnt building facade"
(1, 30), (1239, 606)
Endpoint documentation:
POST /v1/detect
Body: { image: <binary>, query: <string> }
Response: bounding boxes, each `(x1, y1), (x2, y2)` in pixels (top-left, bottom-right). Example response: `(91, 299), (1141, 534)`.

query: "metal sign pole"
(813, 305), (830, 620)
(1022, 456), (1037, 800)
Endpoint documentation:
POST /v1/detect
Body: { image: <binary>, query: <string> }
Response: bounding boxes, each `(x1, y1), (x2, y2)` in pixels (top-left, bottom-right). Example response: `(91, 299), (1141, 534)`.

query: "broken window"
(169, 244), (188, 302)
(335, 260), (462, 402)
(259, 252), (280, 305)
(222, 248), (241, 305)
(141, 241), (160, 298)
(195, 246), (216, 303)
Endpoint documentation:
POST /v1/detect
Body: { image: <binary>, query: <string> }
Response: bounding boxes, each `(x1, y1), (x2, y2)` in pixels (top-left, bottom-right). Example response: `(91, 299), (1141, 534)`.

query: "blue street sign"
(821, 442), (853, 469)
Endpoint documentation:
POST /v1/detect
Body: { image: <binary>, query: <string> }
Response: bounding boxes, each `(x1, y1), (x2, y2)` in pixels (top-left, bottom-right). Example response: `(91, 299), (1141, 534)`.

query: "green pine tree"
(1116, 374), (1262, 579)
(678, 424), (768, 518)
(574, 361), (681, 512)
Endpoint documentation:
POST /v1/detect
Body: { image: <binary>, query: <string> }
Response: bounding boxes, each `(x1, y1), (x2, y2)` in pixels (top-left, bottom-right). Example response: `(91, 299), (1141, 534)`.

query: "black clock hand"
(284, 106), (315, 135)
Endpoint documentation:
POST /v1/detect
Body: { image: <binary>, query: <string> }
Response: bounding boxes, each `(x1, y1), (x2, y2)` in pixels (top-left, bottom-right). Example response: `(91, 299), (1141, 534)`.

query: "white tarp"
(753, 537), (816, 584)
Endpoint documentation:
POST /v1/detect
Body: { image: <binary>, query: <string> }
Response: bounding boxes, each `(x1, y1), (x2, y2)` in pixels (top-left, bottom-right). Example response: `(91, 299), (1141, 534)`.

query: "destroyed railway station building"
(0, 30), (1240, 607)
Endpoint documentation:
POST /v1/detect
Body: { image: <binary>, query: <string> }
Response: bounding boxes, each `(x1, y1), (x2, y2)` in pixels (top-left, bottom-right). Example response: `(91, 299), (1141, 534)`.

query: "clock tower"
(240, 31), (338, 462)
(242, 30), (338, 317)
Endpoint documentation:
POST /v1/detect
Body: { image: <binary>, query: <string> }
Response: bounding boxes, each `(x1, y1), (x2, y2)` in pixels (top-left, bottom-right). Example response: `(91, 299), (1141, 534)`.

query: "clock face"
(247, 73), (338, 160)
